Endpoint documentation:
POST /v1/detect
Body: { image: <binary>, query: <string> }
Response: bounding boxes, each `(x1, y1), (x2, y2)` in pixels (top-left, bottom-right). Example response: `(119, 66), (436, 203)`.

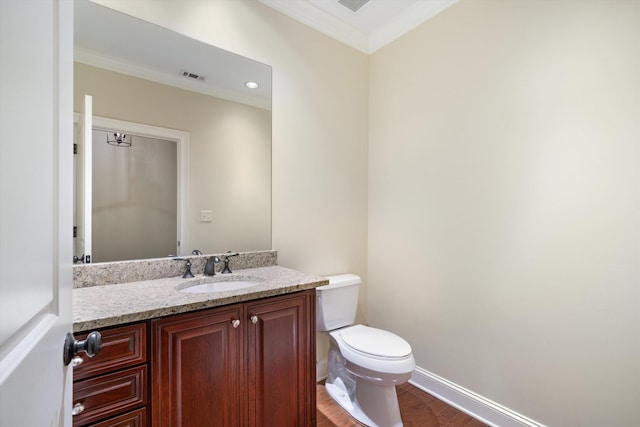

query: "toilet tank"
(316, 274), (361, 332)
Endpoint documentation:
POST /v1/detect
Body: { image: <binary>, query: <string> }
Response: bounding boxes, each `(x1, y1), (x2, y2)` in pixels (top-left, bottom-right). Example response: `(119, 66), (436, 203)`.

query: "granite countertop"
(73, 265), (328, 332)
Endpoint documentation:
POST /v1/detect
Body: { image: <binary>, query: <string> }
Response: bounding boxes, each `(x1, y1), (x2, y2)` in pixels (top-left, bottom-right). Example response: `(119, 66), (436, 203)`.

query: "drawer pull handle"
(251, 315), (258, 324)
(231, 319), (240, 328)
(71, 403), (85, 416)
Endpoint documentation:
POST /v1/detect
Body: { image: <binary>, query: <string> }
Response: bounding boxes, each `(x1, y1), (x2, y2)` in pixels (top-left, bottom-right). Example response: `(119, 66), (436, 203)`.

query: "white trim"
(82, 95), (93, 261)
(258, 0), (370, 52)
(258, 0), (458, 54)
(314, 358), (545, 426)
(369, 0), (458, 52)
(73, 114), (190, 257)
(75, 48), (271, 111)
(410, 367), (547, 427)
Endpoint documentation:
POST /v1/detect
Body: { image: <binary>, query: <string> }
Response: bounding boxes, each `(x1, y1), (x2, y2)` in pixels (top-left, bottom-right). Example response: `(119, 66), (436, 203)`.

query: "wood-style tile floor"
(316, 382), (488, 427)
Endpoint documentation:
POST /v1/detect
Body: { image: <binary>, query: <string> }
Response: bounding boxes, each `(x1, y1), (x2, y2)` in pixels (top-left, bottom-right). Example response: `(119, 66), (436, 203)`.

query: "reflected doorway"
(92, 130), (177, 262)
(73, 115), (190, 263)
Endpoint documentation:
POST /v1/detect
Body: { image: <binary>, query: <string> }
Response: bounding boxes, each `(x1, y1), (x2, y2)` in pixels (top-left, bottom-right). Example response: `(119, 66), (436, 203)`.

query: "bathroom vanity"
(71, 255), (326, 427)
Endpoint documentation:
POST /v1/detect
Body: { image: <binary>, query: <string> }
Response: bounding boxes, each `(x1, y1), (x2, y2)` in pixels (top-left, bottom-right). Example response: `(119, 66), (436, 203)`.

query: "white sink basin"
(178, 277), (262, 294)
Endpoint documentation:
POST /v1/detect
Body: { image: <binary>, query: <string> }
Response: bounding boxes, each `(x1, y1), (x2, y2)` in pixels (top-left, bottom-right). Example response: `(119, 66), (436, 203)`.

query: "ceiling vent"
(338, 0), (370, 13)
(180, 70), (205, 81)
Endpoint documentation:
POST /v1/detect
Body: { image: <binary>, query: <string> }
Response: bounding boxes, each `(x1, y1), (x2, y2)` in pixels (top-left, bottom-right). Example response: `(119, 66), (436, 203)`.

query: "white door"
(0, 1), (74, 426)
(75, 95), (93, 263)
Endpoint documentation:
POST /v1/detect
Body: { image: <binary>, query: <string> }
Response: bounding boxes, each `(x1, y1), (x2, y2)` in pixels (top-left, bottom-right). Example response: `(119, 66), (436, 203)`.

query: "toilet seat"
(330, 325), (415, 375)
(341, 325), (412, 358)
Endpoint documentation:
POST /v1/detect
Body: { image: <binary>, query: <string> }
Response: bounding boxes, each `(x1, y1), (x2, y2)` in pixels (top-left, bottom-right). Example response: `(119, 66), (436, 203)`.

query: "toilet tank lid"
(319, 274), (361, 289)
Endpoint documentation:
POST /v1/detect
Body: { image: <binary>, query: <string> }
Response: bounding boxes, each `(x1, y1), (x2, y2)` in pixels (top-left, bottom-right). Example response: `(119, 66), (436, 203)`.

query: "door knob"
(63, 331), (102, 366)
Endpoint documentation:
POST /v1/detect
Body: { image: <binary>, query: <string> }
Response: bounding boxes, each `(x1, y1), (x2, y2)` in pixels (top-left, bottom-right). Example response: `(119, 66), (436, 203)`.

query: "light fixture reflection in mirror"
(106, 132), (131, 147)
(74, 0), (272, 264)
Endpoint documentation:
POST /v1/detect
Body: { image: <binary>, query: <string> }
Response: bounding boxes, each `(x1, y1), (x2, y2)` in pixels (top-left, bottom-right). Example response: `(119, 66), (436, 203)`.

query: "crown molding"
(369, 0), (458, 52)
(259, 0), (370, 52)
(258, 0), (458, 54)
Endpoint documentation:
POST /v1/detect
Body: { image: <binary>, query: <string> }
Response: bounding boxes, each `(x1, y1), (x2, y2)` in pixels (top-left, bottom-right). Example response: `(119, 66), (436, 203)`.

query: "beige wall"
(369, 1), (639, 426)
(84, 1), (640, 425)
(75, 62), (271, 255)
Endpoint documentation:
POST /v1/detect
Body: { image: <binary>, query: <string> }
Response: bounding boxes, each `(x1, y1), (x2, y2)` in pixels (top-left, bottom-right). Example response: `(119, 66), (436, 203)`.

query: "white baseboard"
(410, 367), (546, 427)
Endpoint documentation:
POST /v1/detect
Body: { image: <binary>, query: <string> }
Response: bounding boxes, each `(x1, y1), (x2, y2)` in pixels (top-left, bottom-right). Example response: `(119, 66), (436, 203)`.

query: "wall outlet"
(200, 210), (213, 222)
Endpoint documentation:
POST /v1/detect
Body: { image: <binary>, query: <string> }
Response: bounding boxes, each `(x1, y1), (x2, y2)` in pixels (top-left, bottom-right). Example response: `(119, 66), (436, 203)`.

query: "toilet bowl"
(317, 274), (415, 427)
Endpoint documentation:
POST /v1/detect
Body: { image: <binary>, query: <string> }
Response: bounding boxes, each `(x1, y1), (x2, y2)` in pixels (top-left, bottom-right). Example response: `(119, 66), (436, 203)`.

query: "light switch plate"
(200, 210), (213, 222)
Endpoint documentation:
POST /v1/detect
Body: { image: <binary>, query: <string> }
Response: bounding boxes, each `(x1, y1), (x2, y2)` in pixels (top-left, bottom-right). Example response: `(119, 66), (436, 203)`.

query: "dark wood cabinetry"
(151, 290), (316, 427)
(245, 293), (315, 426)
(75, 289), (316, 427)
(151, 304), (243, 426)
(72, 323), (148, 426)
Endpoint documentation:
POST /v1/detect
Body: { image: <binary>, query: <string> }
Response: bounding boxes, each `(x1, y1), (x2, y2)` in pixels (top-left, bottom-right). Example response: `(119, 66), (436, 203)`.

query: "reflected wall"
(75, 62), (271, 258)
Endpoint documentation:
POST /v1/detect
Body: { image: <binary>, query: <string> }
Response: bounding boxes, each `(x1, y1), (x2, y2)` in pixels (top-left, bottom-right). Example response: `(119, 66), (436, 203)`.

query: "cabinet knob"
(231, 319), (240, 328)
(71, 403), (85, 416)
(250, 315), (258, 324)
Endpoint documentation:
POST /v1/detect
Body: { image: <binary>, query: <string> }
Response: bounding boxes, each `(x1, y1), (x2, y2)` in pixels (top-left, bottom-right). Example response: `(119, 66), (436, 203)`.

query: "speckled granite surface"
(73, 265), (328, 332)
(73, 251), (277, 288)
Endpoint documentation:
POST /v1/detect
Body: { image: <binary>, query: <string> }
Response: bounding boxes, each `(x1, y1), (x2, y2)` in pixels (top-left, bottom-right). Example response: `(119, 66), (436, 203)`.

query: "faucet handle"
(221, 252), (239, 274)
(182, 259), (194, 278)
(173, 257), (194, 278)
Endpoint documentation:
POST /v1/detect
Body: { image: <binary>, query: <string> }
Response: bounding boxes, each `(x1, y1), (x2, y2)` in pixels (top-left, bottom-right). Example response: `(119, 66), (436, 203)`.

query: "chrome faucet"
(204, 256), (220, 276)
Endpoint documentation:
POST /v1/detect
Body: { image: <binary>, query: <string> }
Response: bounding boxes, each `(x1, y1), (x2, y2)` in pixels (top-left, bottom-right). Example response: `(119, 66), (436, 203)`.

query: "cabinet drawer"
(87, 408), (147, 427)
(74, 323), (147, 381)
(73, 365), (147, 426)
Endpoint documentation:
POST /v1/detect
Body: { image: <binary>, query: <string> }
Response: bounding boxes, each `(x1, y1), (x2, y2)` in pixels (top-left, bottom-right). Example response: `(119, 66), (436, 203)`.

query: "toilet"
(317, 274), (415, 427)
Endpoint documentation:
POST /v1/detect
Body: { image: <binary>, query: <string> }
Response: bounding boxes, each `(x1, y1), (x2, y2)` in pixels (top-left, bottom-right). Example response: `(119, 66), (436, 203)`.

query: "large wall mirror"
(74, 0), (272, 263)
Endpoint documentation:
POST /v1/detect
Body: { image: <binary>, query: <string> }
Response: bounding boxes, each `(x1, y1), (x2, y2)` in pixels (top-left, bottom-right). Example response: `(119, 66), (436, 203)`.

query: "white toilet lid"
(340, 325), (412, 358)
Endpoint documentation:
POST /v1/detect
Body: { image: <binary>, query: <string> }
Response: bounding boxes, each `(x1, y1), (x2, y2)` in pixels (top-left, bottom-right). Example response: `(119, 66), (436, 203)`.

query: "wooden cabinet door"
(151, 305), (243, 427)
(245, 290), (315, 427)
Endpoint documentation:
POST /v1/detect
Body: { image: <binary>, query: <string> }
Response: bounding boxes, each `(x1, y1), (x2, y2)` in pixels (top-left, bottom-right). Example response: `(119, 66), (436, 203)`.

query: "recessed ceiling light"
(245, 81), (260, 89)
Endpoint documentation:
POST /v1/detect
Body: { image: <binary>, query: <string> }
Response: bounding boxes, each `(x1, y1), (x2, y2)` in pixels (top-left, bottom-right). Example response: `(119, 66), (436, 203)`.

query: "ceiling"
(258, 0), (459, 54)
(74, 0), (272, 110)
